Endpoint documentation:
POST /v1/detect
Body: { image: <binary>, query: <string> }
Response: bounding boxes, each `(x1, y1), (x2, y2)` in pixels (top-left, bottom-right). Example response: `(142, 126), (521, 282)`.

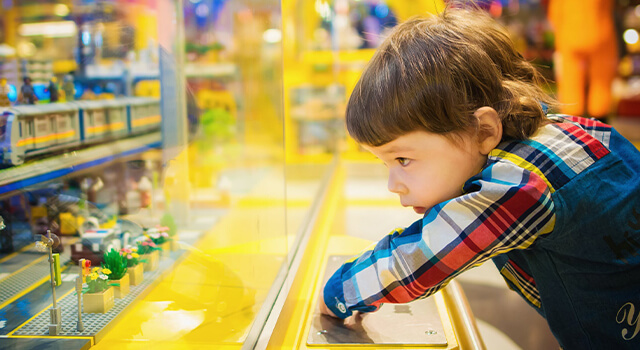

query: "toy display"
(76, 259), (90, 331)
(62, 75), (76, 102)
(0, 78), (11, 107)
(71, 227), (122, 266)
(102, 248), (130, 298)
(136, 237), (160, 271)
(18, 77), (37, 105)
(0, 96), (161, 165)
(121, 246), (143, 285)
(290, 84), (346, 154)
(35, 230), (63, 335)
(47, 77), (60, 103)
(82, 266), (115, 313)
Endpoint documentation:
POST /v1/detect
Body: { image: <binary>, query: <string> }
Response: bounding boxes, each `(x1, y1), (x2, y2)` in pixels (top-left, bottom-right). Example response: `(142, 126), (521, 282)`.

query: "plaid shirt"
(324, 115), (613, 319)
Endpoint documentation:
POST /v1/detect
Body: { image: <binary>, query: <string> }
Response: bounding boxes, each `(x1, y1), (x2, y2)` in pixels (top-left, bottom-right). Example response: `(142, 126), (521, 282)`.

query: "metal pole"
(47, 230), (61, 335)
(77, 259), (85, 332)
(47, 231), (57, 308)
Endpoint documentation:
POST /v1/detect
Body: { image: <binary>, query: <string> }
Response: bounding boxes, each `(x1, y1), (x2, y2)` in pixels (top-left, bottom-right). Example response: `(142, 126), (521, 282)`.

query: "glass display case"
(0, 1), (482, 349)
(0, 0), (326, 348)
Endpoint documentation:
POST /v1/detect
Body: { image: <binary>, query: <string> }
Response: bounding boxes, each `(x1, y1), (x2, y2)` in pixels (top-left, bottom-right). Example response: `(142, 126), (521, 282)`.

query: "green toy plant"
(102, 248), (128, 281)
(148, 229), (170, 246)
(160, 213), (177, 237)
(84, 267), (111, 294)
(136, 239), (158, 255)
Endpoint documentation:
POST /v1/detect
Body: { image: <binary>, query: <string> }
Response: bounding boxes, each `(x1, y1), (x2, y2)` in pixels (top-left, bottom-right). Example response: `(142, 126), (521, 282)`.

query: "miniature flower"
(102, 268), (111, 275)
(99, 274), (108, 280)
(92, 267), (101, 273)
(162, 232), (169, 238)
(149, 242), (156, 247)
(142, 241), (149, 246)
(90, 272), (98, 280)
(132, 247), (138, 252)
(132, 253), (139, 258)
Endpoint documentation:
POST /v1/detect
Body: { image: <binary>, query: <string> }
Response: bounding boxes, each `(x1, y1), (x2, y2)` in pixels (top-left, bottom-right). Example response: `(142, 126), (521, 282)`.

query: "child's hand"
(343, 311), (365, 330)
(319, 296), (338, 318)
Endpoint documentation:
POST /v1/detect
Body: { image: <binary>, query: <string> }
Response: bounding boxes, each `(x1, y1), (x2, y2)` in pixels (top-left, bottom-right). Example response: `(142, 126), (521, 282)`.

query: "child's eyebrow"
(382, 145), (414, 154)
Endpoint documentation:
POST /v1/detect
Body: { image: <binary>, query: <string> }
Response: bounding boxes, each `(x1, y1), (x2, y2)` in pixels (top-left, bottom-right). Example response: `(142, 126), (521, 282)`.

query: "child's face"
(364, 130), (487, 215)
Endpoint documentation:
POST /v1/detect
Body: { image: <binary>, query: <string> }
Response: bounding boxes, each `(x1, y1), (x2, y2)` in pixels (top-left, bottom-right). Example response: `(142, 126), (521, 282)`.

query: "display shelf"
(184, 63), (238, 78)
(4, 217), (213, 348)
(0, 132), (161, 197)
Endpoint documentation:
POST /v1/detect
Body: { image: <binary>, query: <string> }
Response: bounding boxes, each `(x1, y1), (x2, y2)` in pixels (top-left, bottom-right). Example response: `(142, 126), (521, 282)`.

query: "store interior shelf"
(0, 132), (162, 196)
(184, 63), (237, 78)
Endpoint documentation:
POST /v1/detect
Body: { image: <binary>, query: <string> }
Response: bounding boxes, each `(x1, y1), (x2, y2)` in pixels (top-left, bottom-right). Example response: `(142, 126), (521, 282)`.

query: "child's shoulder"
(544, 114), (612, 150)
(489, 115), (613, 190)
(545, 114), (612, 133)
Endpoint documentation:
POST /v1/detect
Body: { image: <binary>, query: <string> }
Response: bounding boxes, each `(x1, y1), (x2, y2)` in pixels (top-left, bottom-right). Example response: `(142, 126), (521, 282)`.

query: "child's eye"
(397, 158), (411, 166)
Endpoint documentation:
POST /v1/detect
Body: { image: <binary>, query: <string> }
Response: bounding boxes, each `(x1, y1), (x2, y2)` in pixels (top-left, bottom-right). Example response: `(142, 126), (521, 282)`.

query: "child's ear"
(474, 106), (502, 155)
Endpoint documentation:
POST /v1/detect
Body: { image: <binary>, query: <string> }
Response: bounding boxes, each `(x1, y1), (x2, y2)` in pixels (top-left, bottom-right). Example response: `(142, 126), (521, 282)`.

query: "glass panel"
(0, 0), (308, 348)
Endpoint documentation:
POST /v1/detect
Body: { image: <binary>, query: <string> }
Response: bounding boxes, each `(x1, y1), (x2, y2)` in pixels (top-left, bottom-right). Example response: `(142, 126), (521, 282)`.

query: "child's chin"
(413, 207), (427, 214)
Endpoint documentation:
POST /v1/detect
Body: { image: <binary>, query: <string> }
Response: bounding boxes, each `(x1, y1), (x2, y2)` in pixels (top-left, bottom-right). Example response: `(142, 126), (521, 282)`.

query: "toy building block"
(83, 287), (114, 314)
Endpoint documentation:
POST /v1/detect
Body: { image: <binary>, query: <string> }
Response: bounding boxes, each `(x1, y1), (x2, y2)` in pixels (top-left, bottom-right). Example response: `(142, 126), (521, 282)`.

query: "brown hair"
(346, 4), (556, 146)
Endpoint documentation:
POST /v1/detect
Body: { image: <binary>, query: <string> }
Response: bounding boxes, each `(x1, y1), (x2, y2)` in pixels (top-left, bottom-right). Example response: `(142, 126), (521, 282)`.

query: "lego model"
(76, 258), (91, 331)
(62, 75), (75, 102)
(35, 230), (62, 335)
(0, 96), (160, 165)
(0, 78), (11, 107)
(47, 77), (60, 103)
(18, 77), (37, 105)
(70, 227), (123, 266)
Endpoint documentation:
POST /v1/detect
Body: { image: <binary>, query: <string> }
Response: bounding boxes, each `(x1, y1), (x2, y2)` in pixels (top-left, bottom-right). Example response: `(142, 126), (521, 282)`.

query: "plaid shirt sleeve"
(323, 160), (556, 319)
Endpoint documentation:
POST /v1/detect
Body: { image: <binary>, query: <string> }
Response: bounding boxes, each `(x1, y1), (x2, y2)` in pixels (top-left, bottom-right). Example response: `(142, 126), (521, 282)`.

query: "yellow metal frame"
(266, 161), (485, 349)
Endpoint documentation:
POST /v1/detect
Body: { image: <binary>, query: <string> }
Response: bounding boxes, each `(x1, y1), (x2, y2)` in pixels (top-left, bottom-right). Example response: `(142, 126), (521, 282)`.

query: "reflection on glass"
(0, 0), (319, 347)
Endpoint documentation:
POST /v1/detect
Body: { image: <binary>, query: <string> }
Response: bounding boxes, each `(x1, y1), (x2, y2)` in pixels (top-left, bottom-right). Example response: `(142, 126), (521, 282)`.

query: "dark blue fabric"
(493, 127), (640, 349)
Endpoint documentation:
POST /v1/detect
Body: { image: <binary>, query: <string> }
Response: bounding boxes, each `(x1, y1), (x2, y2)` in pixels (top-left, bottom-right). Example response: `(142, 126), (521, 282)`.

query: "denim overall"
(492, 127), (640, 349)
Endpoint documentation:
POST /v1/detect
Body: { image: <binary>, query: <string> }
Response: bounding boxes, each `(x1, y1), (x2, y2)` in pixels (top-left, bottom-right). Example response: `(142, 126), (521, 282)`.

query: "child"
(320, 5), (640, 349)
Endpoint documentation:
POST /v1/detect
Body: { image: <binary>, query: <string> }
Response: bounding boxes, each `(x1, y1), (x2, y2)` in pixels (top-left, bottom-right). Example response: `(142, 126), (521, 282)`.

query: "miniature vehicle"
(70, 227), (122, 266)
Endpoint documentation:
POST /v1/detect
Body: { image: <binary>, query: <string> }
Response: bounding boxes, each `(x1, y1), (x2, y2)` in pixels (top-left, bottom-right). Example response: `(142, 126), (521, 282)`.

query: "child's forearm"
(322, 161), (555, 318)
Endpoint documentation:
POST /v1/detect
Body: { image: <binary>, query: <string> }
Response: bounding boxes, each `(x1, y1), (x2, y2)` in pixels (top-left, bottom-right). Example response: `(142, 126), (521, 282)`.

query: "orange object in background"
(548, 0), (618, 119)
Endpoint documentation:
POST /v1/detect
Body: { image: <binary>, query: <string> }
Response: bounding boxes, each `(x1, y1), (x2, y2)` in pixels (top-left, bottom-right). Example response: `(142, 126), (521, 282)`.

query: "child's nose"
(387, 170), (406, 194)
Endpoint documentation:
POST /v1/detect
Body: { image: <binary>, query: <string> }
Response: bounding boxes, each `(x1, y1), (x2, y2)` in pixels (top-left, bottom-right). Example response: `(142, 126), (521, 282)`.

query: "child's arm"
(323, 161), (556, 319)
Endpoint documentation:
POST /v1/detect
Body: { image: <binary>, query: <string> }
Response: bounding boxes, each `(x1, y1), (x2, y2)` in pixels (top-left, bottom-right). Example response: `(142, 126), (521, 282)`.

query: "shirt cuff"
(323, 267), (352, 319)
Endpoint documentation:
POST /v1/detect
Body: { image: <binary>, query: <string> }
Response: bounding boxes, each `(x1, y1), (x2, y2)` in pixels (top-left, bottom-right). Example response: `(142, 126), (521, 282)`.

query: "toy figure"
(548, 0), (617, 121)
(18, 77), (37, 105)
(47, 77), (59, 103)
(62, 74), (75, 102)
(0, 78), (11, 107)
